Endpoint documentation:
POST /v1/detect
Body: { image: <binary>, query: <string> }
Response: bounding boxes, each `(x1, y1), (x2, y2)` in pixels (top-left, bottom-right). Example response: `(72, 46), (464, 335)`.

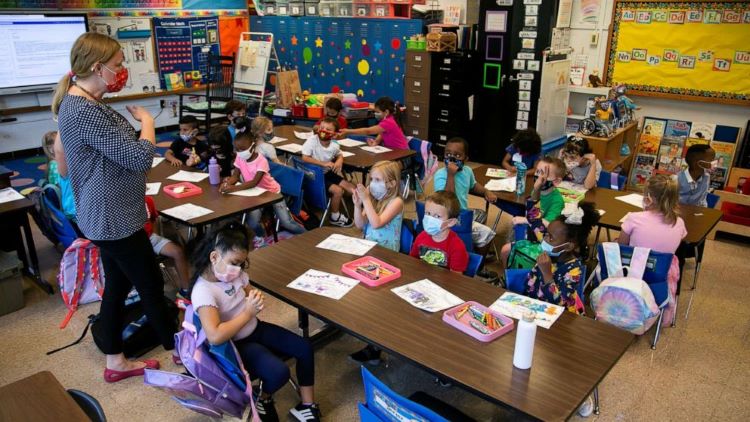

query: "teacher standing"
(52, 33), (175, 382)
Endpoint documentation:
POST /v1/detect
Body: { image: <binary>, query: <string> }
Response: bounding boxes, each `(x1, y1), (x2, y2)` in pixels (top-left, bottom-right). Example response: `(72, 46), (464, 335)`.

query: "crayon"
(455, 305), (470, 320)
(470, 320), (490, 335)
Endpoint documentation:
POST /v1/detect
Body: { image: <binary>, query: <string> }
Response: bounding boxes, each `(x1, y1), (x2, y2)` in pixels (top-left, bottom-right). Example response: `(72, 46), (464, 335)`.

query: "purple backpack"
(144, 306), (259, 420)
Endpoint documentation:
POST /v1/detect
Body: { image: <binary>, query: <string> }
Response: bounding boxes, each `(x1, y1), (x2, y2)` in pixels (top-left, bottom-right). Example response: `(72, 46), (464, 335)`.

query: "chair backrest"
(207, 53), (235, 101)
(706, 192), (720, 209)
(269, 161), (304, 215)
(291, 156), (329, 211)
(597, 244), (672, 305)
(505, 264), (587, 301)
(42, 192), (78, 249)
(407, 137), (426, 179)
(415, 200), (474, 252)
(597, 171), (627, 191)
(464, 253), (483, 277)
(68, 389), (107, 422)
(358, 366), (449, 422)
(400, 219), (416, 255)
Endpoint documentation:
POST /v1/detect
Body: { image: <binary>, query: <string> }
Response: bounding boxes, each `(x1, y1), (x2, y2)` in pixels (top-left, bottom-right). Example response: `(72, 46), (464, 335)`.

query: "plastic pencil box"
(341, 256), (401, 287)
(442, 301), (514, 342)
(163, 182), (203, 199)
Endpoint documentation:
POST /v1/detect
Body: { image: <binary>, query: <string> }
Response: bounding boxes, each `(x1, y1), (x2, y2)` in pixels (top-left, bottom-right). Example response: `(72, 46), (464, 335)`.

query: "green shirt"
(540, 188), (564, 222)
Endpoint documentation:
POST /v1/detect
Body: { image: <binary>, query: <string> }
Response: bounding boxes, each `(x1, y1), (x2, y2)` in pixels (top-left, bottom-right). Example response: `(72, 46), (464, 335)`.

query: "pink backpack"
(58, 239), (105, 329)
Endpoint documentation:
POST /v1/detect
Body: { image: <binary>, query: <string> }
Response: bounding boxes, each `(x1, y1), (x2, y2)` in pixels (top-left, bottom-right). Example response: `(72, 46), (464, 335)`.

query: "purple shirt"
(378, 115), (408, 150)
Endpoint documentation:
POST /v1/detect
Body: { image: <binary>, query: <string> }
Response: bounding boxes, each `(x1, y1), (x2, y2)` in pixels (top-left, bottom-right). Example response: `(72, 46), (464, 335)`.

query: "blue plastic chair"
(358, 367), (449, 422)
(399, 219), (416, 255)
(269, 161), (304, 215)
(595, 171), (628, 245)
(504, 265), (587, 304)
(415, 200), (473, 252)
(464, 252), (483, 278)
(42, 184), (79, 249)
(291, 156), (332, 227)
(402, 137), (430, 200)
(706, 192), (720, 209)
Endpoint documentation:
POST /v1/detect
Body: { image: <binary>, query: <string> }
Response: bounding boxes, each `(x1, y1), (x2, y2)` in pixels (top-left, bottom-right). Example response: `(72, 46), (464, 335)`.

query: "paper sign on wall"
(519, 80), (532, 90)
(519, 101), (531, 111)
(518, 52), (535, 60)
(513, 59), (526, 70)
(527, 60), (540, 71)
(525, 5), (538, 16)
(522, 38), (536, 49)
(516, 120), (529, 129)
(486, 11), (508, 33)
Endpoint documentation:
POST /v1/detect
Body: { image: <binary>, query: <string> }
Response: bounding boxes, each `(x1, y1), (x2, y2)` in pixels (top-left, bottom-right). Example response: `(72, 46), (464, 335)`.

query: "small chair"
(464, 252), (483, 278)
(358, 367), (449, 422)
(269, 161), (305, 232)
(402, 137), (437, 201)
(399, 219), (416, 255)
(504, 266), (587, 303)
(42, 184), (79, 249)
(415, 200), (474, 252)
(68, 389), (107, 422)
(594, 171), (627, 244)
(179, 53), (236, 131)
(706, 192), (720, 209)
(291, 156), (336, 226)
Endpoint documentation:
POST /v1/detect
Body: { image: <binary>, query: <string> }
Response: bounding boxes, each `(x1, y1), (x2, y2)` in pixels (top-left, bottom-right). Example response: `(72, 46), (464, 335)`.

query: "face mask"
(263, 133), (274, 142)
(564, 160), (580, 170)
(369, 180), (388, 200)
(318, 129), (335, 141)
(213, 259), (242, 283)
(237, 147), (253, 161)
(374, 112), (385, 121)
(101, 64), (128, 93)
(422, 214), (445, 236)
(534, 176), (555, 191)
(698, 159), (718, 174)
(541, 240), (569, 257)
(180, 134), (192, 142)
(327, 110), (339, 118)
(444, 157), (464, 171)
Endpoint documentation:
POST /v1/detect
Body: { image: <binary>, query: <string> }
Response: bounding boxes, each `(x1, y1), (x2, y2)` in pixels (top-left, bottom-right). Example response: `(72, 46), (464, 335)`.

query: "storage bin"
(337, 3), (353, 16)
(304, 2), (319, 15)
(291, 103), (307, 118)
(353, 3), (370, 17)
(276, 4), (290, 15)
(372, 4), (390, 17)
(0, 251), (24, 316)
(289, 2), (305, 15)
(307, 106), (324, 119)
(319, 3), (336, 16)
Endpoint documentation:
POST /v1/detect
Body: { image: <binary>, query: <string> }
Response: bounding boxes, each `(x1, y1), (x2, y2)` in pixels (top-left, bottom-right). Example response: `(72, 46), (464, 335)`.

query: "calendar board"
(153, 17), (220, 90)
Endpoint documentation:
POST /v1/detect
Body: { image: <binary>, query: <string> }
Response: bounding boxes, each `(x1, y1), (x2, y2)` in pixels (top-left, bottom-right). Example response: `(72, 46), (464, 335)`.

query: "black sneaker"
(349, 345), (382, 365)
(477, 269), (499, 284)
(253, 396), (279, 422)
(289, 403), (322, 422)
(329, 214), (353, 227)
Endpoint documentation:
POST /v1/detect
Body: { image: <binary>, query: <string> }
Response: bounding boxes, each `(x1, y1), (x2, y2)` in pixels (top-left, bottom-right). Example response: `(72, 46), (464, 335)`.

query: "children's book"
(657, 138), (685, 174)
(641, 118), (667, 137)
(688, 122), (716, 141)
(663, 119), (691, 140)
(637, 134), (661, 155)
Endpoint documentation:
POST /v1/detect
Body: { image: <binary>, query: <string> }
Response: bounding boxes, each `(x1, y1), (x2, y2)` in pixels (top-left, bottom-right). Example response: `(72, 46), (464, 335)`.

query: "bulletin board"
(153, 17), (221, 90)
(604, 0), (750, 105)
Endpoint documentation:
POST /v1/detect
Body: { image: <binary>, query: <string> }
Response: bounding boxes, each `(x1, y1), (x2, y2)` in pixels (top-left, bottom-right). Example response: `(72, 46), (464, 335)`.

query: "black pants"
(93, 229), (175, 355)
(676, 241), (705, 295)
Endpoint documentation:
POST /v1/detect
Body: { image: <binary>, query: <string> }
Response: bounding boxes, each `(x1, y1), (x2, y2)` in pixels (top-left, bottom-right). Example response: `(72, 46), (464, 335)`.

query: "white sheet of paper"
(268, 136), (287, 144)
(145, 182), (161, 196)
(287, 269), (359, 300)
(337, 138), (365, 147)
(160, 203), (213, 221)
(485, 177), (516, 192)
(490, 292), (564, 329)
(598, 209), (606, 216)
(361, 145), (392, 154)
(615, 193), (645, 209)
(485, 168), (509, 178)
(620, 212), (631, 223)
(391, 279), (464, 313)
(316, 233), (376, 256)
(341, 151), (355, 158)
(167, 170), (210, 183)
(278, 143), (304, 154)
(294, 131), (314, 140)
(152, 157), (165, 168)
(228, 187), (267, 197)
(0, 188), (25, 204)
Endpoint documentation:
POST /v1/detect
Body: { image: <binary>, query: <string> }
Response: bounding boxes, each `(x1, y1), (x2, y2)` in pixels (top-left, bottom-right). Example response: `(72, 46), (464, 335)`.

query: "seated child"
(190, 223), (320, 422)
(524, 201), (600, 315)
(207, 125), (235, 178)
(676, 144), (715, 207)
(340, 96), (408, 150)
(353, 160), (404, 251)
(313, 97), (347, 131)
(165, 115), (209, 168)
(50, 132), (77, 222)
(220, 132), (306, 247)
(224, 99), (248, 140)
(42, 131), (60, 185)
(501, 128), (542, 173)
(302, 117), (355, 227)
(250, 116), (282, 164)
(410, 190), (469, 273)
(559, 135), (601, 189)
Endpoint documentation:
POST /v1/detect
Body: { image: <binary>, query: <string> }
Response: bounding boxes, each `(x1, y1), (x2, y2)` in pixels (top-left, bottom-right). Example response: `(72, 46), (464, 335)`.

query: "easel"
(233, 32), (280, 115)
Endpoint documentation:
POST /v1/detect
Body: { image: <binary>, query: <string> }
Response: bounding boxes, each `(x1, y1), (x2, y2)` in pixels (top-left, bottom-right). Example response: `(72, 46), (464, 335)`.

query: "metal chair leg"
(319, 199), (331, 228)
(593, 386), (600, 415)
(690, 243), (702, 290)
(671, 292), (678, 327)
(651, 310), (665, 349)
(606, 228), (612, 241)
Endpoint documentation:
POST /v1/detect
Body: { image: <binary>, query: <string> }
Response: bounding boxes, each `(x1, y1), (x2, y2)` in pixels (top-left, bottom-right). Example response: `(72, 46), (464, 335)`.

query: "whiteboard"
(537, 58), (571, 140)
(234, 33), (273, 92)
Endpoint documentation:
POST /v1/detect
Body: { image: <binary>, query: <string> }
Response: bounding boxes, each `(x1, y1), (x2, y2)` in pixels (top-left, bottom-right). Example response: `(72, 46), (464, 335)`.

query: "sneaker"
(578, 396), (594, 418)
(329, 214), (353, 227)
(477, 269), (500, 284)
(253, 396), (279, 422)
(289, 403), (322, 422)
(349, 345), (382, 365)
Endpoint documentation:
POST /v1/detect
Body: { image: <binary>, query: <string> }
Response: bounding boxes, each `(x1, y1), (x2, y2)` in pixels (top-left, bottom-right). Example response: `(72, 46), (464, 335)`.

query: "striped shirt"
(58, 94), (155, 241)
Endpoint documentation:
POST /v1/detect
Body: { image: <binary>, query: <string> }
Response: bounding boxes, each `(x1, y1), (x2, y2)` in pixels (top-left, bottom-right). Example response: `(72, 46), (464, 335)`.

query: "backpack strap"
(628, 247), (651, 280)
(602, 242), (625, 278)
(47, 314), (98, 355)
(88, 245), (104, 299)
(59, 241), (88, 329)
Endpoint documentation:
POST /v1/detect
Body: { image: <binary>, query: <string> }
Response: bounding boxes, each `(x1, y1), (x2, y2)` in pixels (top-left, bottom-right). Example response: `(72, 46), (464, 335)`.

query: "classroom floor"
(1, 163), (749, 422)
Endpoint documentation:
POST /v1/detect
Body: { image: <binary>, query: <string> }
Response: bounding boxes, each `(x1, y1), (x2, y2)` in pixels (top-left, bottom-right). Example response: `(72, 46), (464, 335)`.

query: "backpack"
(507, 240), (542, 270)
(293, 208), (321, 231)
(58, 239), (106, 329)
(590, 243), (660, 335)
(144, 306), (260, 421)
(26, 185), (60, 246)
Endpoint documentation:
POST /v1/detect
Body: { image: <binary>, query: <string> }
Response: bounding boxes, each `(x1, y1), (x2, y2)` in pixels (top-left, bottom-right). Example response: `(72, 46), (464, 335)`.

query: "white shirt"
(191, 272), (258, 341)
(302, 135), (341, 163)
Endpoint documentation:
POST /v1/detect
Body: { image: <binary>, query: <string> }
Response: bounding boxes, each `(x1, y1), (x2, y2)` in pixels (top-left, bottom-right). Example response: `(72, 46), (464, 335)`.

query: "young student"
(220, 132), (305, 247)
(208, 125), (235, 177)
(302, 117), (355, 227)
(49, 132), (77, 222)
(352, 160), (404, 251)
(409, 190), (469, 273)
(677, 144), (716, 207)
(559, 135), (601, 189)
(190, 223), (320, 422)
(250, 116), (282, 164)
(501, 128), (543, 173)
(42, 131), (60, 185)
(225, 99), (248, 140)
(165, 115), (209, 168)
(340, 96), (408, 150)
(313, 97), (347, 131)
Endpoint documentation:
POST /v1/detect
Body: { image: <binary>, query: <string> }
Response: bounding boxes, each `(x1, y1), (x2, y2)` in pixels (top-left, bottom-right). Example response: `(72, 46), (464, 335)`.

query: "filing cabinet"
(428, 51), (475, 155)
(403, 51), (431, 143)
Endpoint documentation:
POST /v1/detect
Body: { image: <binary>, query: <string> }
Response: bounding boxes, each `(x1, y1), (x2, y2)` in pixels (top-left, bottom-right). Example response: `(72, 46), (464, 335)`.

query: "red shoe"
(103, 359), (160, 383)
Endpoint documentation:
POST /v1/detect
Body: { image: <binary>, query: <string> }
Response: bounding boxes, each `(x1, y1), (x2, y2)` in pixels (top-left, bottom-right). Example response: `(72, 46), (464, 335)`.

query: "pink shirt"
(233, 153), (281, 194)
(621, 210), (687, 254)
(379, 115), (408, 150)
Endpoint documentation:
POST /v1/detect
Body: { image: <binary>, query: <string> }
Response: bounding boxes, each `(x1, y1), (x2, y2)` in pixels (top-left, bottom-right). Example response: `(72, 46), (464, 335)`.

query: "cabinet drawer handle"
(411, 90), (422, 94)
(411, 113), (421, 118)
(411, 64), (422, 69)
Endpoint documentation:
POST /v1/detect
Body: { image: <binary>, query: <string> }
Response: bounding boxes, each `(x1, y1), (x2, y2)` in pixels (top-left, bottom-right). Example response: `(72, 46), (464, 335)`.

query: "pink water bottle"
(208, 157), (220, 185)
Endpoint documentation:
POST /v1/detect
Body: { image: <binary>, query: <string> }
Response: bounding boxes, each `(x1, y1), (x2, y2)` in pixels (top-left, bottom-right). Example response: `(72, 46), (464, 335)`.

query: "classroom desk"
(0, 197), (52, 294)
(247, 227), (634, 421)
(147, 161), (284, 238)
(0, 371), (90, 422)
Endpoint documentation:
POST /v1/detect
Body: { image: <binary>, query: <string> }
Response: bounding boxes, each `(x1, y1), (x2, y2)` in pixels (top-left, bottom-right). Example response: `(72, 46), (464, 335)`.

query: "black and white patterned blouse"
(58, 95), (155, 241)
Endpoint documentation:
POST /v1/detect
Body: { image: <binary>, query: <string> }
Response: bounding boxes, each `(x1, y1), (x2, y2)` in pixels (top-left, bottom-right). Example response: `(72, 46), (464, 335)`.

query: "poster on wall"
(153, 17), (221, 90)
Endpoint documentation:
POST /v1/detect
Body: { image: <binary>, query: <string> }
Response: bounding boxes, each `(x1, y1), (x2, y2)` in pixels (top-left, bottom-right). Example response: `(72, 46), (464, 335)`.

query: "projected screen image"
(0, 14), (88, 94)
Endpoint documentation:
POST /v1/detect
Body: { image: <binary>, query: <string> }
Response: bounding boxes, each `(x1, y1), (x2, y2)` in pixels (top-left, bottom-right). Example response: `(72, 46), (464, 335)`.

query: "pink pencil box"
(341, 256), (401, 287)
(163, 182), (203, 199)
(442, 301), (514, 342)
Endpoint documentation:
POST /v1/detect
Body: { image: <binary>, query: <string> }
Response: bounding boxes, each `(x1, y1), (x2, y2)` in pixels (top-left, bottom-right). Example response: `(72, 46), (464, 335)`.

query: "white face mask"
(369, 180), (388, 200)
(564, 159), (580, 170)
(180, 134), (192, 142)
(237, 148), (252, 161)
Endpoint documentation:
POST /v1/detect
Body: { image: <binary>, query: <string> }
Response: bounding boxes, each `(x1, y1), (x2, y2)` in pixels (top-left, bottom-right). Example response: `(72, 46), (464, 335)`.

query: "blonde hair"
(645, 174), (680, 225)
(368, 160), (401, 213)
(427, 191), (460, 219)
(250, 116), (272, 141)
(51, 33), (122, 117)
(42, 131), (58, 161)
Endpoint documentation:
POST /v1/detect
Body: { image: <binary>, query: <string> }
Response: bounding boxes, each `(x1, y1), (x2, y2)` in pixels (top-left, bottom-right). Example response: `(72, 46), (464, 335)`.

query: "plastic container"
(513, 310), (537, 369)
(306, 105), (324, 119)
(341, 256), (401, 287)
(442, 301), (514, 342)
(163, 182), (203, 199)
(291, 103), (307, 118)
(208, 157), (221, 185)
(515, 162), (527, 198)
(344, 106), (370, 119)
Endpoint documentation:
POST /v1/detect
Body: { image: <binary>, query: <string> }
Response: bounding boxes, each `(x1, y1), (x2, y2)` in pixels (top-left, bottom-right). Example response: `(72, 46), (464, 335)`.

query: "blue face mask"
(422, 214), (445, 236)
(541, 239), (569, 257)
(444, 157), (464, 171)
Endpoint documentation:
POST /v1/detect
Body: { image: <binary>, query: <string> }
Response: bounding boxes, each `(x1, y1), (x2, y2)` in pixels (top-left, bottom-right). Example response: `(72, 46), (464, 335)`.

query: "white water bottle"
(513, 310), (537, 370)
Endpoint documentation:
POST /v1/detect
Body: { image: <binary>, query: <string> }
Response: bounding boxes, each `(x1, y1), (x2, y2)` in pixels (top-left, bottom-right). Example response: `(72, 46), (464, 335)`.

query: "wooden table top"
(147, 161), (283, 226)
(0, 371), (90, 422)
(0, 196), (32, 215)
(248, 227), (634, 421)
(473, 165), (723, 245)
(273, 125), (415, 170)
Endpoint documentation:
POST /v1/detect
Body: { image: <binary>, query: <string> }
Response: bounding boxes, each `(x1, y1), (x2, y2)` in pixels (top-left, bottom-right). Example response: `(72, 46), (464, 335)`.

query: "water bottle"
(514, 161), (527, 198)
(513, 310), (537, 370)
(208, 157), (220, 185)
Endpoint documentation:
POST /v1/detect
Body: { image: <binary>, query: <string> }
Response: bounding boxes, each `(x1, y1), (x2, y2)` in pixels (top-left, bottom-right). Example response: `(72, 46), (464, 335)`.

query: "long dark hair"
(558, 201), (600, 258)
(188, 222), (252, 294)
(374, 96), (403, 130)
